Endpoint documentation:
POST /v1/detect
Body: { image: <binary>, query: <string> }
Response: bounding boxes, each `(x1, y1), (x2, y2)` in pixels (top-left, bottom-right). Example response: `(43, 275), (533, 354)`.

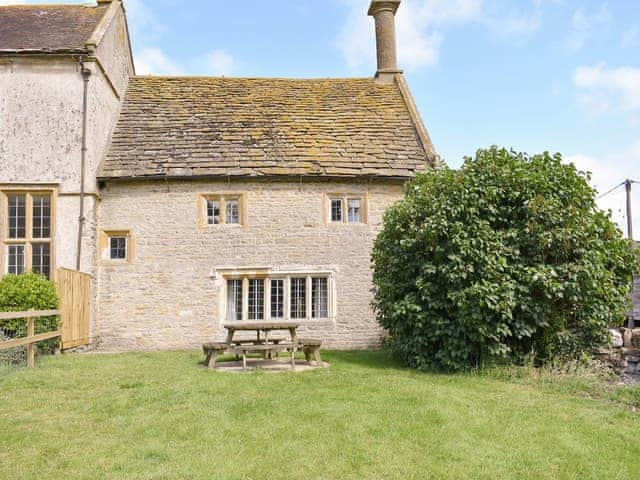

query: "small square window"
(109, 236), (127, 260)
(330, 199), (343, 222)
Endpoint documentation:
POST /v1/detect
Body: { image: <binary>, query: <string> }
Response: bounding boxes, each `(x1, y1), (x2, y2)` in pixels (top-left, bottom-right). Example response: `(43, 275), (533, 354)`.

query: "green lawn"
(1, 350), (639, 480)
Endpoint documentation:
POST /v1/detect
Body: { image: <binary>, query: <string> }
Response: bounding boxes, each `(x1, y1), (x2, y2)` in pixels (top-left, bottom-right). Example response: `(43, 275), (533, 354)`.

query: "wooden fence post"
(26, 309), (35, 368)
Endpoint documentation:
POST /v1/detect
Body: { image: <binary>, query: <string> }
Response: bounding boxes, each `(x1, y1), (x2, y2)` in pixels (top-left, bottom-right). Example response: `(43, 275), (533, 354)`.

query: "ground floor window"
(2, 190), (54, 278)
(224, 273), (332, 322)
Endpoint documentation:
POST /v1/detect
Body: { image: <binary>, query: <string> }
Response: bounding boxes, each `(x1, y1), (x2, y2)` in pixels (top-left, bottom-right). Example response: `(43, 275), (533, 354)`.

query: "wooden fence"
(0, 309), (61, 367)
(56, 268), (90, 349)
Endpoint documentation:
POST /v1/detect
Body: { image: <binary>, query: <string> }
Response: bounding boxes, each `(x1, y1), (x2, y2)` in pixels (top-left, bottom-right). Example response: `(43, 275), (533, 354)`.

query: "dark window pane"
(248, 279), (264, 320)
(207, 199), (221, 225)
(312, 277), (328, 318)
(290, 278), (306, 319)
(32, 243), (50, 278)
(330, 199), (342, 222)
(32, 195), (51, 238)
(7, 244), (25, 275)
(109, 237), (127, 260)
(8, 194), (26, 239)
(227, 279), (243, 321)
(270, 279), (284, 319)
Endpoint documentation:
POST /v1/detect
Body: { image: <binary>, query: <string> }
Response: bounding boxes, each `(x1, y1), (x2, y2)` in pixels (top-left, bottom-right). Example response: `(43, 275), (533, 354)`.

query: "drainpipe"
(76, 60), (91, 271)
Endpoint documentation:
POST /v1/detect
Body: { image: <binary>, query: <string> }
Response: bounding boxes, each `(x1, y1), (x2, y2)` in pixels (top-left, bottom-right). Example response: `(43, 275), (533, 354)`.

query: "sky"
(4, 0), (640, 238)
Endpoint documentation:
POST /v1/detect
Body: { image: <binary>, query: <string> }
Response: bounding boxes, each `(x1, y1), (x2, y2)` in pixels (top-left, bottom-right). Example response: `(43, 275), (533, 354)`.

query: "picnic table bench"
(203, 321), (324, 371)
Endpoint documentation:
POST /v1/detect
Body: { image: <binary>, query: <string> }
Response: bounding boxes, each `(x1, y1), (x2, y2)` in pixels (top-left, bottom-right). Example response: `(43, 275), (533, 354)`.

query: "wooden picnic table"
(223, 321), (300, 346)
(222, 321), (300, 370)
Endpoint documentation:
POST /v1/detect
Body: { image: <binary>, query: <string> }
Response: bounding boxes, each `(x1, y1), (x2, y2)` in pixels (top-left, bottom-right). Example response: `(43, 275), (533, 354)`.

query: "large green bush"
(0, 273), (60, 350)
(373, 147), (638, 371)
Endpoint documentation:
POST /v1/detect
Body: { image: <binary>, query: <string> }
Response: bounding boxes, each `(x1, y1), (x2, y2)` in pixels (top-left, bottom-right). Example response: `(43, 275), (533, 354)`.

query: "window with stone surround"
(1, 190), (54, 278)
(100, 230), (134, 265)
(327, 194), (367, 224)
(201, 194), (245, 226)
(224, 273), (332, 322)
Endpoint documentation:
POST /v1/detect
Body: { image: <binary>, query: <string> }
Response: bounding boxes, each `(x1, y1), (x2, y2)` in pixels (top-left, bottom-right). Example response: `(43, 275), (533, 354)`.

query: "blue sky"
(6, 0), (640, 237)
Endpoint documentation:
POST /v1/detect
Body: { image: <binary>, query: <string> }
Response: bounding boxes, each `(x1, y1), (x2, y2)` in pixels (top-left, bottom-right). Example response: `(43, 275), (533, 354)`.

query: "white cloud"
(573, 63), (640, 114)
(565, 147), (640, 240)
(200, 50), (235, 76)
(336, 0), (545, 73)
(124, 0), (237, 77)
(337, 0), (482, 72)
(134, 48), (183, 76)
(135, 47), (237, 77)
(565, 3), (612, 52)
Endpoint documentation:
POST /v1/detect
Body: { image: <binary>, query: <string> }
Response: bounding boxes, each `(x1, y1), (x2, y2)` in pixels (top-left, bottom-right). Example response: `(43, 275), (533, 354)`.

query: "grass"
(1, 350), (639, 480)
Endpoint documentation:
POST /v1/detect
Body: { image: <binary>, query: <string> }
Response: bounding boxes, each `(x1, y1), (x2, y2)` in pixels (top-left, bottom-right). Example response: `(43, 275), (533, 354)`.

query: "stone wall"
(95, 178), (405, 351)
(0, 6), (131, 278)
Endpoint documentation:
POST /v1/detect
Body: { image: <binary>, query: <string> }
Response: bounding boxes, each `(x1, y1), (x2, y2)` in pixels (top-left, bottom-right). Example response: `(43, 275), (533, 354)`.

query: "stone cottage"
(0, 0), (437, 350)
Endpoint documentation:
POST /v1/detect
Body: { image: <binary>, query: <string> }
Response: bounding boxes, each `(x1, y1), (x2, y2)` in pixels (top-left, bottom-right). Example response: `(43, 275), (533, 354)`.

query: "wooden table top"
(223, 321), (300, 330)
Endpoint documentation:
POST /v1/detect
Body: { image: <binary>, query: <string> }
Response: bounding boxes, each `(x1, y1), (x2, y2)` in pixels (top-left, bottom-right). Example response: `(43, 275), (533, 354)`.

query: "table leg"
(242, 351), (247, 371)
(265, 329), (271, 359)
(225, 328), (234, 346)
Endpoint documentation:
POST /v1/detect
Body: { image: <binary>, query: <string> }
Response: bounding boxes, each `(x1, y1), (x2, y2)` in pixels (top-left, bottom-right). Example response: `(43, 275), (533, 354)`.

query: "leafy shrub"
(0, 272), (60, 352)
(372, 147), (638, 371)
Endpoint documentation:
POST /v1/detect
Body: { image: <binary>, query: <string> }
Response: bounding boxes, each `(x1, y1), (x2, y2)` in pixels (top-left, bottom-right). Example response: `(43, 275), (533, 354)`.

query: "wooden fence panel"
(56, 268), (90, 350)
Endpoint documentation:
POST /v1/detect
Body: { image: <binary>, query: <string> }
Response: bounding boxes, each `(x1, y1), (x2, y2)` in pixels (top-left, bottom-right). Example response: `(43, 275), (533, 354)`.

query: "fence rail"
(0, 309), (61, 368)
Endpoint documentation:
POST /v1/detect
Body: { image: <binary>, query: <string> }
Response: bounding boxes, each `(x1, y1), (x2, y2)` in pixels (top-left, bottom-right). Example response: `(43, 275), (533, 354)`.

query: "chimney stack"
(368, 0), (402, 82)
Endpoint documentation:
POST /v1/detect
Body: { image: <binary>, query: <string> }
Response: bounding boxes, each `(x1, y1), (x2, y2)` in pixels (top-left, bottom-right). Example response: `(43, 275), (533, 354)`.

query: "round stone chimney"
(368, 0), (402, 81)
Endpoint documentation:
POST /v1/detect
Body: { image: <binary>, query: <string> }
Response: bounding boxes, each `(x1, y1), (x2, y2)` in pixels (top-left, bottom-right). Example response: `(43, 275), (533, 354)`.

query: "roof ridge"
(131, 76), (376, 81)
(0, 4), (101, 8)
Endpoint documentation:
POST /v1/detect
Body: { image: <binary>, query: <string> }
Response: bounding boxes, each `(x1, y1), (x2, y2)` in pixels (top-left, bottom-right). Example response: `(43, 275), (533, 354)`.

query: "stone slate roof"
(99, 76), (435, 180)
(0, 4), (108, 54)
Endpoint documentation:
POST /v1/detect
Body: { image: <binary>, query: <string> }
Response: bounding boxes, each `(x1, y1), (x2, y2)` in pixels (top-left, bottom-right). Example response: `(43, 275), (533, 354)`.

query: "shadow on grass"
(324, 349), (408, 371)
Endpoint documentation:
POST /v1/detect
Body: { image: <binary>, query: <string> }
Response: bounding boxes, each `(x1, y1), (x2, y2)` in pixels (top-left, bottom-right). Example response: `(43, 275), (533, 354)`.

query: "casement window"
(290, 278), (306, 319)
(109, 236), (127, 260)
(224, 274), (332, 322)
(201, 194), (245, 226)
(270, 279), (285, 319)
(248, 279), (265, 320)
(227, 279), (243, 321)
(312, 277), (329, 318)
(327, 195), (367, 224)
(348, 199), (361, 223)
(2, 190), (54, 278)
(330, 199), (343, 222)
(100, 230), (133, 264)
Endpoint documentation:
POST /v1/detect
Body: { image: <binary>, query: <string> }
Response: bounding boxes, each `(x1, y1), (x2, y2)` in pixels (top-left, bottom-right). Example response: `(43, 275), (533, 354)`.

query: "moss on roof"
(100, 76), (435, 180)
(0, 4), (108, 54)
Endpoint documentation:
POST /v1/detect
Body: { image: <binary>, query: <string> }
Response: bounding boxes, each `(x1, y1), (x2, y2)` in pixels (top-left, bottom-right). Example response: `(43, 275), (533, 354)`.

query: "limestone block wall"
(95, 178), (405, 351)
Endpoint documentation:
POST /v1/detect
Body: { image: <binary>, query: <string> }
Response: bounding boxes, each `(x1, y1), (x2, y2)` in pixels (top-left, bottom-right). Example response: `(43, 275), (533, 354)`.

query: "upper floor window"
(201, 194), (245, 226)
(327, 195), (367, 224)
(2, 190), (53, 278)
